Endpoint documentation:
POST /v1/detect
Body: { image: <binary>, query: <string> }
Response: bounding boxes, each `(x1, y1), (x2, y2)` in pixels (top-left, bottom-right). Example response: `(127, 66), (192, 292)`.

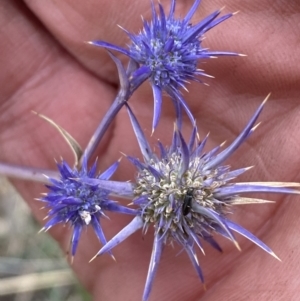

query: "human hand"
(0, 0), (300, 300)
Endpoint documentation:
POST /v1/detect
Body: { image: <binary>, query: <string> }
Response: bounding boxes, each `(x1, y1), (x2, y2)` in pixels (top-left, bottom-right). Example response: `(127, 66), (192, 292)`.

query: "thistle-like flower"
(28, 113), (137, 258)
(92, 96), (300, 301)
(41, 157), (136, 258)
(89, 0), (240, 131)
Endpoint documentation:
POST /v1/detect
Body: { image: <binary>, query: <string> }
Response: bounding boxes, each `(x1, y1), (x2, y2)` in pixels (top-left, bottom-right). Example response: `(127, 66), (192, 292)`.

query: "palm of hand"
(1, 0), (300, 300)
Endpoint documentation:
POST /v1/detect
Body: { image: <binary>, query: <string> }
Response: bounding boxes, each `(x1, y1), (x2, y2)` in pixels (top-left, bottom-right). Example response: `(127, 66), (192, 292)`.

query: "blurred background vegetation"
(0, 177), (91, 301)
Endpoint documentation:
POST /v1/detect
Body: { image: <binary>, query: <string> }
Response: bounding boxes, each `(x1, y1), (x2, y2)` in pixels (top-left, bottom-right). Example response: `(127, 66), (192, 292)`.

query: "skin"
(1, 0), (300, 300)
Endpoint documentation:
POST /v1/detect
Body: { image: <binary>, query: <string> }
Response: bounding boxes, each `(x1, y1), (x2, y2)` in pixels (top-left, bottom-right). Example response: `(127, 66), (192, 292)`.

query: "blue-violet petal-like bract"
(89, 0), (239, 131)
(94, 96), (300, 301)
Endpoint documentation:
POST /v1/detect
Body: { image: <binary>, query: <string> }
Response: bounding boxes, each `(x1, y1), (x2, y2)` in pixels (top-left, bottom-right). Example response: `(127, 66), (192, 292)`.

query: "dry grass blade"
(0, 270), (76, 296)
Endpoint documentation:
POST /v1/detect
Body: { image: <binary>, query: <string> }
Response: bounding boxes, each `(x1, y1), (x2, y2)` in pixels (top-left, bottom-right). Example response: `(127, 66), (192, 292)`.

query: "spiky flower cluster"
(126, 1), (235, 89)
(90, 0), (239, 130)
(129, 100), (292, 256)
(93, 100), (300, 300)
(42, 158), (136, 257)
(0, 1), (298, 301)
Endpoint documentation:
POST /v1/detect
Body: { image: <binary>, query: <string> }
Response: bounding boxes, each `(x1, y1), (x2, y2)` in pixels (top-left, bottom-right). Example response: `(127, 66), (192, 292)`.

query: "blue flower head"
(89, 0), (240, 131)
(42, 158), (127, 257)
(93, 96), (300, 301)
(35, 113), (136, 258)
